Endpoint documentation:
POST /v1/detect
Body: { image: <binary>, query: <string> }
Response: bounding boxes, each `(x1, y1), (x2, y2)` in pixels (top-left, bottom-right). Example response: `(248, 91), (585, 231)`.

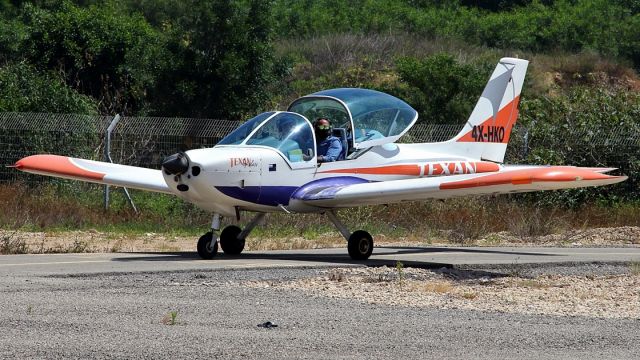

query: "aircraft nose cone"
(162, 152), (189, 175)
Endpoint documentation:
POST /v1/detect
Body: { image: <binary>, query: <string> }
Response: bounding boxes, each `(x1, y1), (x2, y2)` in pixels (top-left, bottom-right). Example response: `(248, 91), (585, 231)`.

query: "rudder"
(450, 57), (529, 163)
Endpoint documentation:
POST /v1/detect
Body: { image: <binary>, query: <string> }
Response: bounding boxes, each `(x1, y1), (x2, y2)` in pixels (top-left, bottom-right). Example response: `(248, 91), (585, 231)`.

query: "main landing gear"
(197, 213), (265, 259)
(326, 211), (374, 260)
(196, 211), (373, 260)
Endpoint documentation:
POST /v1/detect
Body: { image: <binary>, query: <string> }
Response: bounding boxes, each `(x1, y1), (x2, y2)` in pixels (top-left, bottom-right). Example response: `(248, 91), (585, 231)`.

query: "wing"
(14, 155), (172, 194)
(293, 166), (627, 208)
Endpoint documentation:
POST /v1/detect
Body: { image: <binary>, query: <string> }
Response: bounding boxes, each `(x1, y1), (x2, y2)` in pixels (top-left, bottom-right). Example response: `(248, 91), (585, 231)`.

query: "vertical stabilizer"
(449, 57), (529, 163)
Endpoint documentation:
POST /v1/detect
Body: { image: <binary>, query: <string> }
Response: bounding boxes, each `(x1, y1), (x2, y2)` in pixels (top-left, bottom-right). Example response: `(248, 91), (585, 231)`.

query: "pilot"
(314, 118), (343, 163)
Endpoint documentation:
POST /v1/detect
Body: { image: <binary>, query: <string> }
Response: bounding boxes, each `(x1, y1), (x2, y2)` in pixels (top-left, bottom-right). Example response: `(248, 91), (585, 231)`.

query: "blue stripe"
(216, 186), (298, 206)
(291, 176), (369, 201)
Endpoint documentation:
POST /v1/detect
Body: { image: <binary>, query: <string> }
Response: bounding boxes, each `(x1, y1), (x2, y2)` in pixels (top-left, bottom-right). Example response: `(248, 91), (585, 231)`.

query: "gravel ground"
(251, 264), (640, 319)
(1, 266), (639, 359)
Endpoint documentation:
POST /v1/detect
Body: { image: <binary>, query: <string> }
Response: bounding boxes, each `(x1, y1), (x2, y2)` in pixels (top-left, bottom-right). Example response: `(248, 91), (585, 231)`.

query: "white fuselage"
(163, 143), (500, 216)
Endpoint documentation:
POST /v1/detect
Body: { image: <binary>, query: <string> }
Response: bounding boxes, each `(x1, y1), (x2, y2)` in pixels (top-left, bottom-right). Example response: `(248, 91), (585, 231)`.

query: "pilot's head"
(314, 118), (331, 140)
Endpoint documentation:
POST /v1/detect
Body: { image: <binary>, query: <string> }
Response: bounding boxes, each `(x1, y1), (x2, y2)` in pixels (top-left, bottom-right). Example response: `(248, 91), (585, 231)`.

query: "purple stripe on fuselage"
(215, 186), (298, 206)
(291, 176), (369, 201)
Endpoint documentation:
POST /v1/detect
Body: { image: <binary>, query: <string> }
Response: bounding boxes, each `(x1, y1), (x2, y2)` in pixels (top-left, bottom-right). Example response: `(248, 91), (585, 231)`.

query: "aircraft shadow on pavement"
(112, 245), (559, 271)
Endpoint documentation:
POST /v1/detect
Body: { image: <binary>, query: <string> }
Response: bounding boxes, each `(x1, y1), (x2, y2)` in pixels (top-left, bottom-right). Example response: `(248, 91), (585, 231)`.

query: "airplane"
(13, 57), (627, 260)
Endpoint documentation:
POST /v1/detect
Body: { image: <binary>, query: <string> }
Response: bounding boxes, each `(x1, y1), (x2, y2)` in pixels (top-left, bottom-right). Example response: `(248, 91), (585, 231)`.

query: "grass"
(162, 311), (178, 326)
(461, 292), (477, 300)
(0, 231), (27, 254)
(630, 262), (640, 276)
(413, 281), (454, 294)
(1, 183), (639, 253)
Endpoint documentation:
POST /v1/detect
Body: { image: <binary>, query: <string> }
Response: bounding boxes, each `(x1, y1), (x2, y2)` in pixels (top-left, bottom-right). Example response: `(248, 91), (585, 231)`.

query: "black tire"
(197, 232), (218, 260)
(348, 230), (374, 260)
(219, 225), (245, 255)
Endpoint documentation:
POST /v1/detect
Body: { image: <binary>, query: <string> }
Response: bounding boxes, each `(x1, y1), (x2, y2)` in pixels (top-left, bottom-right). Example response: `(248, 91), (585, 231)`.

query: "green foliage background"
(1, 0), (639, 207)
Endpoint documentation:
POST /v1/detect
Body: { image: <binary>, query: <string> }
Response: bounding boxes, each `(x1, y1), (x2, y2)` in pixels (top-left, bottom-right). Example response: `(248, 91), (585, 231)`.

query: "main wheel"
(348, 230), (374, 260)
(197, 232), (218, 260)
(219, 225), (245, 255)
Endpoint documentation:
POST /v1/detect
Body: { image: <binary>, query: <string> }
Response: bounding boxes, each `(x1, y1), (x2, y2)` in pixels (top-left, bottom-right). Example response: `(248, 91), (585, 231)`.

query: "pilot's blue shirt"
(317, 135), (343, 162)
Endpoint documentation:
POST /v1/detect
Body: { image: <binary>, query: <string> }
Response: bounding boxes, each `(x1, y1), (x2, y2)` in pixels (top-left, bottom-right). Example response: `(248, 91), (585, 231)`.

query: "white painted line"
(0, 260), (111, 267)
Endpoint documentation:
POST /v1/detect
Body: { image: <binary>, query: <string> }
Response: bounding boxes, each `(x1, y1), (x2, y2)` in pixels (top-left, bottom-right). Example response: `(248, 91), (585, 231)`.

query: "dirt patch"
(245, 266), (640, 319)
(478, 226), (640, 247)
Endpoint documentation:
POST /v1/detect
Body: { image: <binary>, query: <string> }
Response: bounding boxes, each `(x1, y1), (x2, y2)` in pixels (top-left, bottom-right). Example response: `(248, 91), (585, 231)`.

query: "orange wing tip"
(580, 167), (618, 174)
(440, 167), (624, 190)
(15, 155), (105, 180)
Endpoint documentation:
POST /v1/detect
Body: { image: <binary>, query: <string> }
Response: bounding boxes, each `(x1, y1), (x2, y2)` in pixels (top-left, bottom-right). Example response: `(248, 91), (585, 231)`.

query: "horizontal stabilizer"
(15, 155), (172, 194)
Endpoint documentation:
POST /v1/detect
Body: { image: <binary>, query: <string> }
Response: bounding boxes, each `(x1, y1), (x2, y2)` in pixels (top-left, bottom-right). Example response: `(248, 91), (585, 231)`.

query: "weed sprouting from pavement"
(630, 262), (640, 275)
(26, 304), (33, 315)
(162, 311), (178, 325)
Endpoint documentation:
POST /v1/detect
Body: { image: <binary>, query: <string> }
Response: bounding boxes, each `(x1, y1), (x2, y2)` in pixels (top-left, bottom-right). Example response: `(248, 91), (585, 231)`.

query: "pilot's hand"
(317, 155), (324, 163)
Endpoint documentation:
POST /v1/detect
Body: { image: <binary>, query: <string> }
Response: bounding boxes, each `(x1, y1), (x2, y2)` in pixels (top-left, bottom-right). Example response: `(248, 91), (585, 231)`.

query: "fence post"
(103, 114), (139, 213)
(104, 114), (120, 210)
(522, 126), (529, 160)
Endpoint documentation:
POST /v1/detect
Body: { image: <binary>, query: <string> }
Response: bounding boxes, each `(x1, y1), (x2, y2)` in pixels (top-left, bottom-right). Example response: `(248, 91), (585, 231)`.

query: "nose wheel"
(197, 232), (218, 259)
(197, 212), (265, 259)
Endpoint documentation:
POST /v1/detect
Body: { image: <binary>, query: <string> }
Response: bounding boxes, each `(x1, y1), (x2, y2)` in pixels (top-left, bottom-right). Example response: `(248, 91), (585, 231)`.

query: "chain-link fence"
(2, 112), (638, 186)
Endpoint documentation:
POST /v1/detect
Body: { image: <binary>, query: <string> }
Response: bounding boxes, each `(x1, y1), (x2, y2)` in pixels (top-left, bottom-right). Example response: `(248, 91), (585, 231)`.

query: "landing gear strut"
(197, 213), (221, 259)
(327, 210), (374, 260)
(197, 212), (266, 259)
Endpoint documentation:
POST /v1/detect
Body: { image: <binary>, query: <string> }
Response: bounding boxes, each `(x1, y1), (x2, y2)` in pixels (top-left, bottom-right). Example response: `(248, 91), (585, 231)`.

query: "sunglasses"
(316, 125), (330, 130)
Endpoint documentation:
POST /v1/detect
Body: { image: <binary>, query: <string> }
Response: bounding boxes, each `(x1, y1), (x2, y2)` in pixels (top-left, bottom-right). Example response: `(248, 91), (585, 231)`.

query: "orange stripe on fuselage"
(424, 161), (499, 176)
(320, 164), (421, 176)
(440, 167), (614, 190)
(15, 155), (105, 180)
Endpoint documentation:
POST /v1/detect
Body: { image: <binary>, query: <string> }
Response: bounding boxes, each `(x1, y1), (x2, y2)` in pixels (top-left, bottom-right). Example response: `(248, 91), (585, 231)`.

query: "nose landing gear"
(197, 212), (265, 259)
(197, 232), (218, 259)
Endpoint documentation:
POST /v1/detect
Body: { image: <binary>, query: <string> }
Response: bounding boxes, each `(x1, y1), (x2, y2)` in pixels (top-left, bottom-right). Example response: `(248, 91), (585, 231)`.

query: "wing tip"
(14, 154), (105, 180)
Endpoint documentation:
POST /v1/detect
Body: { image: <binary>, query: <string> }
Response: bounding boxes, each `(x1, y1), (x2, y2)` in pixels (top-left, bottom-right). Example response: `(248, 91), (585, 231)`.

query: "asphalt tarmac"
(1, 247), (639, 359)
(0, 246), (639, 275)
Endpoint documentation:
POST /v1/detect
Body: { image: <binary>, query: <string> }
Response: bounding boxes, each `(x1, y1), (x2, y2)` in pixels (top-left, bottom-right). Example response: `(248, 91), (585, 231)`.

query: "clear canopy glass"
(217, 112), (275, 146)
(288, 88), (418, 149)
(217, 112), (314, 163)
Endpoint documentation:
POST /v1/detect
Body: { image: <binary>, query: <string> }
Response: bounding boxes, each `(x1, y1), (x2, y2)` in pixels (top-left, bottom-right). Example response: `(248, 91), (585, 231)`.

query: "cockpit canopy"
(216, 88), (419, 164)
(217, 112), (314, 164)
(288, 88), (418, 149)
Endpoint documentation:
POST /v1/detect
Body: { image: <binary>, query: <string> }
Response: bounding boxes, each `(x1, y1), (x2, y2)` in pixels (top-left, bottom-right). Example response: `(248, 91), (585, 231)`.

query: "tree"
(19, 1), (162, 114)
(394, 54), (487, 124)
(149, 0), (281, 119)
(0, 62), (97, 113)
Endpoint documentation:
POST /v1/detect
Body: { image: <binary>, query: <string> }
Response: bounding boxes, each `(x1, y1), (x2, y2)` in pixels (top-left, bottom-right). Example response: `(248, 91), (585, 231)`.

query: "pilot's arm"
(318, 137), (343, 162)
